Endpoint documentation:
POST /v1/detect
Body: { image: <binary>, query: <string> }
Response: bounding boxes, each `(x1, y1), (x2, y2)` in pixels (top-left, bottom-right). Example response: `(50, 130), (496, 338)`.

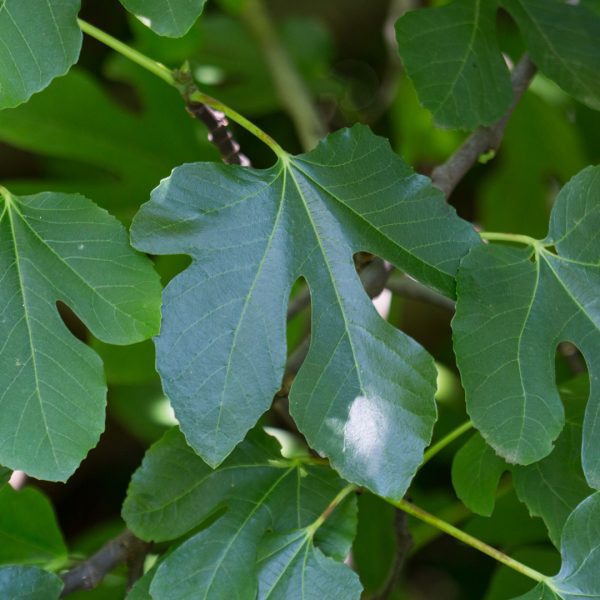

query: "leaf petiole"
(390, 498), (552, 586)
(420, 420), (474, 468)
(77, 19), (286, 158)
(306, 484), (357, 537)
(479, 231), (544, 250)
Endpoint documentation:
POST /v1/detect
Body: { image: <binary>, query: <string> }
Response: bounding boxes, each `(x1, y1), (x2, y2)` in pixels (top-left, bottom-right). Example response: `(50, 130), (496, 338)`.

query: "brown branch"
(372, 509), (413, 600)
(60, 529), (150, 597)
(431, 54), (537, 198)
(385, 276), (455, 311)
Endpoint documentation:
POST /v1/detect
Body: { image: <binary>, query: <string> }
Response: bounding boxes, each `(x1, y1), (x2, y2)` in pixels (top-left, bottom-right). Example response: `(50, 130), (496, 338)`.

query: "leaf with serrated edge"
(0, 0), (81, 110)
(502, 0), (600, 111)
(452, 378), (593, 546)
(0, 189), (161, 481)
(119, 0), (207, 37)
(395, 0), (512, 130)
(514, 492), (600, 599)
(131, 124), (479, 498)
(123, 427), (359, 600)
(453, 166), (600, 486)
(0, 565), (63, 599)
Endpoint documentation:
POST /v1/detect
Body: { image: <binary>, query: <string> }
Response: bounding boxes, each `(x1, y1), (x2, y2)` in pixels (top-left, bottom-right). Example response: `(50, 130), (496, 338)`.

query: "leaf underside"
(0, 190), (161, 481)
(453, 166), (600, 487)
(131, 124), (480, 498)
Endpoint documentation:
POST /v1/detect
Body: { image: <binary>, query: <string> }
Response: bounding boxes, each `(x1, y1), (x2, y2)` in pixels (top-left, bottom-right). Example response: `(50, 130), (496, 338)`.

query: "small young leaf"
(395, 0), (513, 130)
(453, 166), (600, 486)
(131, 124), (480, 498)
(0, 189), (161, 481)
(0, 0), (81, 110)
(452, 433), (507, 517)
(502, 0), (600, 111)
(123, 428), (360, 600)
(0, 565), (62, 599)
(0, 485), (67, 566)
(119, 0), (207, 37)
(515, 492), (600, 599)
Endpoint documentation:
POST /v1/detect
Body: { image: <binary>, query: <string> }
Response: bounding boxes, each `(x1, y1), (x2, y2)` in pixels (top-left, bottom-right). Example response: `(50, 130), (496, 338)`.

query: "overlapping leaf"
(0, 188), (161, 481)
(123, 427), (361, 599)
(396, 0), (600, 129)
(131, 124), (480, 497)
(395, 0), (513, 130)
(119, 0), (207, 37)
(453, 166), (600, 488)
(513, 492), (600, 599)
(0, 0), (81, 110)
(0, 565), (62, 599)
(452, 377), (593, 546)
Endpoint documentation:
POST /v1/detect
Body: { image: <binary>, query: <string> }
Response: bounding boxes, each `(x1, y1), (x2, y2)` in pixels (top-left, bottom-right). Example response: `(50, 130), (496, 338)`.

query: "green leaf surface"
(453, 166), (600, 486)
(0, 0), (81, 110)
(0, 485), (67, 566)
(502, 0), (600, 111)
(395, 0), (513, 130)
(131, 124), (479, 497)
(123, 427), (359, 600)
(0, 466), (9, 488)
(515, 492), (600, 599)
(451, 433), (506, 517)
(512, 377), (593, 547)
(257, 531), (361, 600)
(119, 0), (207, 37)
(0, 188), (161, 481)
(0, 565), (62, 599)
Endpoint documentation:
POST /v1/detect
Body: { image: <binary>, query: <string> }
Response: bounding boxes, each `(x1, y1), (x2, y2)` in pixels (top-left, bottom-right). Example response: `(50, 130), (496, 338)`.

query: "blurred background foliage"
(0, 0), (597, 598)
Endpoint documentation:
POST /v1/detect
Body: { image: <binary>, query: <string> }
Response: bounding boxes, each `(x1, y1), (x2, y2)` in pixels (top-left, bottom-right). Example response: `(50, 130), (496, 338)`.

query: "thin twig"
(385, 275), (455, 311)
(431, 54), (537, 198)
(240, 0), (326, 150)
(60, 529), (150, 597)
(372, 509), (413, 600)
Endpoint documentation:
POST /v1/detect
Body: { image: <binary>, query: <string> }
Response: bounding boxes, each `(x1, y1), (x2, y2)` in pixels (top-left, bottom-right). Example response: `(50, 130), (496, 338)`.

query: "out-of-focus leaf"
(0, 565), (62, 599)
(0, 486), (66, 566)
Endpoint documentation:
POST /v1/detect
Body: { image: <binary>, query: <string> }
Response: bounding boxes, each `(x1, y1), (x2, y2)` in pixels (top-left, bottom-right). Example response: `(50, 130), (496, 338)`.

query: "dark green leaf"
(0, 68), (215, 220)
(0, 565), (62, 599)
(395, 0), (512, 130)
(119, 0), (207, 37)
(0, 188), (161, 481)
(123, 427), (359, 599)
(0, 0), (81, 110)
(453, 166), (600, 486)
(502, 0), (600, 111)
(0, 485), (67, 566)
(512, 377), (593, 547)
(515, 492), (600, 599)
(452, 433), (507, 517)
(131, 125), (479, 497)
(0, 467), (9, 488)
